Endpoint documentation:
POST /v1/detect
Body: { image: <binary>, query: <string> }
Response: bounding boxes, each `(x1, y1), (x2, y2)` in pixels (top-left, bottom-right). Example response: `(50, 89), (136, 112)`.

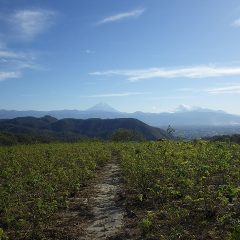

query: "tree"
(167, 125), (175, 135)
(110, 129), (145, 142)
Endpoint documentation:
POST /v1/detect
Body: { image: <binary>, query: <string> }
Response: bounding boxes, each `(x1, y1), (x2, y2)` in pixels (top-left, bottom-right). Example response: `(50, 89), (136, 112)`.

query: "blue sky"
(1, 0), (240, 114)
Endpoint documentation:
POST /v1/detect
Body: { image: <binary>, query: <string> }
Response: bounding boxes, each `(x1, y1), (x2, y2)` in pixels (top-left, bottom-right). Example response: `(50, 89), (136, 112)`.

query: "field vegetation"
(0, 140), (240, 239)
(116, 141), (240, 239)
(0, 142), (111, 239)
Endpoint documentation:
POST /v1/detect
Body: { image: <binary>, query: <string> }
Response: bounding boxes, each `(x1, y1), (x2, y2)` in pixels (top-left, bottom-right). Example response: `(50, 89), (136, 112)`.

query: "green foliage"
(110, 129), (145, 141)
(207, 134), (240, 144)
(0, 228), (8, 240)
(139, 211), (155, 236)
(0, 142), (111, 239)
(0, 116), (170, 144)
(231, 224), (240, 240)
(115, 140), (240, 239)
(0, 131), (92, 146)
(1, 140), (240, 239)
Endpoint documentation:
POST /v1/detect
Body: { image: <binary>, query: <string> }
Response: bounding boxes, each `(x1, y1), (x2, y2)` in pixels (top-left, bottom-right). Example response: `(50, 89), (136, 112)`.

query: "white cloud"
(9, 9), (56, 41)
(97, 8), (145, 25)
(206, 85), (240, 94)
(0, 50), (20, 58)
(0, 71), (21, 81)
(82, 92), (149, 98)
(0, 8), (56, 82)
(176, 85), (240, 94)
(175, 104), (196, 112)
(231, 18), (240, 28)
(0, 48), (39, 81)
(0, 49), (36, 60)
(82, 49), (95, 54)
(90, 65), (240, 81)
(151, 96), (188, 100)
(173, 104), (216, 113)
(0, 49), (37, 67)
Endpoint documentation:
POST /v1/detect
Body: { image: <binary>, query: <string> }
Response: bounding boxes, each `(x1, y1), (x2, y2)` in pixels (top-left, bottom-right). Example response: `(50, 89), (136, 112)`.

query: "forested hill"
(206, 134), (240, 144)
(0, 116), (170, 142)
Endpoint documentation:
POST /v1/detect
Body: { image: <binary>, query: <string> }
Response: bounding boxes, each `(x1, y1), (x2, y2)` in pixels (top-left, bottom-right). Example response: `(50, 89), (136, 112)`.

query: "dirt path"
(49, 157), (125, 240)
(81, 161), (124, 239)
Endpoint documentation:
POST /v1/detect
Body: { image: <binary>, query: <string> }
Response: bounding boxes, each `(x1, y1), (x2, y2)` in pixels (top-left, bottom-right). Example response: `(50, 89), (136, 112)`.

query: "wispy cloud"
(176, 84), (240, 95)
(151, 96), (188, 100)
(97, 8), (145, 25)
(90, 65), (240, 81)
(0, 49), (36, 61)
(231, 18), (240, 28)
(0, 48), (38, 71)
(0, 8), (56, 82)
(0, 71), (21, 81)
(82, 92), (149, 98)
(206, 85), (240, 94)
(82, 49), (95, 54)
(9, 9), (56, 41)
(0, 50), (21, 58)
(176, 87), (202, 94)
(0, 47), (42, 82)
(173, 104), (214, 113)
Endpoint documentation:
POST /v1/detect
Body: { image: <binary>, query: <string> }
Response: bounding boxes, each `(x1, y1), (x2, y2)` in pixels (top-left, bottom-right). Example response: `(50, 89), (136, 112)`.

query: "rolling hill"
(0, 116), (170, 141)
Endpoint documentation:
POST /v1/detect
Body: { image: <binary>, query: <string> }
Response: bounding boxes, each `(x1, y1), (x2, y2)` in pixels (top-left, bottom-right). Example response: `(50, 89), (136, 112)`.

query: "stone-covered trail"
(49, 156), (125, 240)
(81, 160), (124, 239)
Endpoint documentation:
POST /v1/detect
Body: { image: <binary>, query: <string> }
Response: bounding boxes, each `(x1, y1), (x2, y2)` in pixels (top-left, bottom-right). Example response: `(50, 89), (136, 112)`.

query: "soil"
(47, 156), (126, 240)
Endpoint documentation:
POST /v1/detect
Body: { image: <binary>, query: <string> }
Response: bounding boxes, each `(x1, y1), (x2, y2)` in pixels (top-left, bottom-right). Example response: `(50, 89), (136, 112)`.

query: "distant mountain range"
(1, 103), (240, 126)
(0, 116), (170, 140)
